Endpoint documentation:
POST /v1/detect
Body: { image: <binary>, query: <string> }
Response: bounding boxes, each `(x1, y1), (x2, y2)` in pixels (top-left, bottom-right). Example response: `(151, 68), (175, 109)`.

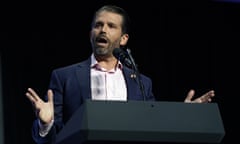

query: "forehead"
(94, 11), (123, 25)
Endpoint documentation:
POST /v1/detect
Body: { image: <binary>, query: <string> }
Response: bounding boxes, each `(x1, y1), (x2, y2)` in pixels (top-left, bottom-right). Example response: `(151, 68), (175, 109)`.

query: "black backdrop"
(2, 0), (240, 143)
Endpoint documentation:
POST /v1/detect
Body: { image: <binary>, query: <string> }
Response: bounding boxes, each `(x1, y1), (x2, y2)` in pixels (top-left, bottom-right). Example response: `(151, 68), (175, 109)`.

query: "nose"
(101, 24), (108, 33)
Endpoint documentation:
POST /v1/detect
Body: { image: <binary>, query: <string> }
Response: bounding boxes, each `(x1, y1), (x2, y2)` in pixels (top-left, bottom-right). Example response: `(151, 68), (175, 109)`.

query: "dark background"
(2, 0), (239, 143)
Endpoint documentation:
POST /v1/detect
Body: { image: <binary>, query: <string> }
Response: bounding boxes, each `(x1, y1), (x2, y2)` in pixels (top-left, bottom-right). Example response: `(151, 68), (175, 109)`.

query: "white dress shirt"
(90, 54), (127, 101)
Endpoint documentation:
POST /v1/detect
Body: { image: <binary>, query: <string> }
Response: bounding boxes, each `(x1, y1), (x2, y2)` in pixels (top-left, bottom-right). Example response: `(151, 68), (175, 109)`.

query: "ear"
(120, 34), (129, 46)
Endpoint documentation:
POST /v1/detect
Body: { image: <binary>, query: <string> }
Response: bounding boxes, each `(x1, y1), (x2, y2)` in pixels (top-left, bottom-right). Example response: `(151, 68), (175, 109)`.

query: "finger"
(184, 89), (195, 102)
(204, 90), (215, 97)
(26, 92), (40, 112)
(27, 88), (41, 101)
(208, 90), (215, 97)
(47, 89), (54, 103)
(208, 98), (212, 102)
(25, 92), (37, 104)
(201, 90), (215, 102)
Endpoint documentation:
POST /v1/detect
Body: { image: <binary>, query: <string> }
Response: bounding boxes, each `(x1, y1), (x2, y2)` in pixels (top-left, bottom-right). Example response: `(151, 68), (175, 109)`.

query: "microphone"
(112, 48), (132, 67)
(113, 47), (147, 101)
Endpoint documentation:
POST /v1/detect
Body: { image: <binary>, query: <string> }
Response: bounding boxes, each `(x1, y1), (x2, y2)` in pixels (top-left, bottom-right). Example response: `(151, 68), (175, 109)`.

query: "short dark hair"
(92, 5), (131, 35)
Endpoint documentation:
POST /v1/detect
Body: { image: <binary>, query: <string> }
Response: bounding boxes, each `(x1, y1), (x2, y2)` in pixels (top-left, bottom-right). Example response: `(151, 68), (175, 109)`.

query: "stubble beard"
(95, 46), (109, 56)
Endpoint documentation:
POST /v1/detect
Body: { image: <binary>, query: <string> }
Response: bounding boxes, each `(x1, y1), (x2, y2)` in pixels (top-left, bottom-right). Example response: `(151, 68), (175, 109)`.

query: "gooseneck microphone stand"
(125, 48), (147, 101)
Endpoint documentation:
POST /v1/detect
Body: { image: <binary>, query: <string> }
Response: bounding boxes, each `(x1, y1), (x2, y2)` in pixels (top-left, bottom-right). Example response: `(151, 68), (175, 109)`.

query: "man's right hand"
(26, 88), (54, 124)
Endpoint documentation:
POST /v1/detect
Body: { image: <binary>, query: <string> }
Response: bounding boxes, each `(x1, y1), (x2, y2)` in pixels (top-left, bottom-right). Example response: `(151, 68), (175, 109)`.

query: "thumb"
(47, 89), (54, 103)
(184, 89), (195, 103)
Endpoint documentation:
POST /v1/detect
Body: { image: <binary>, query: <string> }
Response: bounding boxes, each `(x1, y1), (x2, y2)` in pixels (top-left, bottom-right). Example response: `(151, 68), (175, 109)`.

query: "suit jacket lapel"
(123, 67), (142, 100)
(75, 58), (91, 100)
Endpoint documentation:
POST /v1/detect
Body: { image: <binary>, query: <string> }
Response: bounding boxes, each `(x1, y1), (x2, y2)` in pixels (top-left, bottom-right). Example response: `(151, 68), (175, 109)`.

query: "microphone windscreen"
(112, 48), (132, 67)
(112, 48), (123, 59)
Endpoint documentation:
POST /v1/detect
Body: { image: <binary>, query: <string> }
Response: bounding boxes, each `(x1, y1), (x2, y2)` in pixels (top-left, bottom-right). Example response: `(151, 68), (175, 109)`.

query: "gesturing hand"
(184, 89), (215, 103)
(26, 88), (54, 124)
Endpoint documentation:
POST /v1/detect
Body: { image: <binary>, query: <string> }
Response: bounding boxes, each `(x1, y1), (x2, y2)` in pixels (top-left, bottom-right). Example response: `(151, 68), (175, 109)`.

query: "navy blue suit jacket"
(32, 57), (155, 144)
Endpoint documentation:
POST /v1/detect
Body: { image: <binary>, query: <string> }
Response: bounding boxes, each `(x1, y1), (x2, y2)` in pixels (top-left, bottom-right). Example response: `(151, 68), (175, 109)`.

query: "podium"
(56, 100), (225, 144)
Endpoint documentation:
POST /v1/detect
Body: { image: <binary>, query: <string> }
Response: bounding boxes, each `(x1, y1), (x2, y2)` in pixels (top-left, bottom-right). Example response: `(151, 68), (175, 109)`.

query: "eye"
(94, 22), (103, 28)
(108, 23), (116, 29)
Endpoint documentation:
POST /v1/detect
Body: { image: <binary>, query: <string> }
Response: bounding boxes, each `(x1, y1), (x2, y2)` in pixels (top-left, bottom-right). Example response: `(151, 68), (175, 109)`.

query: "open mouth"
(96, 37), (108, 44)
